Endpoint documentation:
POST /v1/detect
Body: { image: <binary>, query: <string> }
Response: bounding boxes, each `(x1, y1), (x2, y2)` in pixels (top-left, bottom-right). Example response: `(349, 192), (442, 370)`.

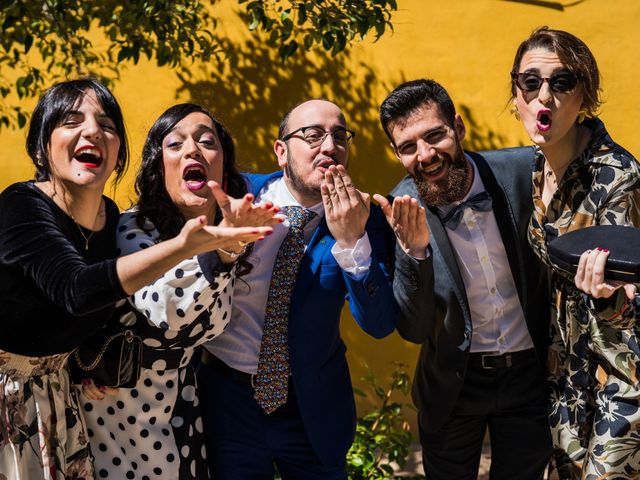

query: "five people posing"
(0, 25), (639, 480)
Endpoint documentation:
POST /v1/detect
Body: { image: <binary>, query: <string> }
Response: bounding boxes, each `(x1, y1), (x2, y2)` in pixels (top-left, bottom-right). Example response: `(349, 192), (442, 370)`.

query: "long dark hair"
(135, 103), (246, 240)
(26, 78), (129, 184)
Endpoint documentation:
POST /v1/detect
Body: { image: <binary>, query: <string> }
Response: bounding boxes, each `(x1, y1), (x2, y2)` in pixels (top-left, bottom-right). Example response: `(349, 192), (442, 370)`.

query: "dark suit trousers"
(197, 360), (347, 480)
(420, 355), (552, 480)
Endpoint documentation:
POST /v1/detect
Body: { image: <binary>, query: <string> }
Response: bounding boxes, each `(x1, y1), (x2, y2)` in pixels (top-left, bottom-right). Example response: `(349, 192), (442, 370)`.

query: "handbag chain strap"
(73, 329), (136, 371)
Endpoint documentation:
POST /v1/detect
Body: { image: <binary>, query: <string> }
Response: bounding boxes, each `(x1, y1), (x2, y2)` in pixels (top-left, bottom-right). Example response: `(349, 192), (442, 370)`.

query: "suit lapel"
(291, 218), (333, 301)
(473, 154), (526, 306)
(401, 179), (469, 310)
(425, 207), (469, 307)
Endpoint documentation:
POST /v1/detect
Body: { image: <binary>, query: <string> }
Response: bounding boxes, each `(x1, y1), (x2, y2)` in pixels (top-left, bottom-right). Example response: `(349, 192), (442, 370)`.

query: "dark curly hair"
(26, 77), (129, 184)
(135, 103), (246, 240)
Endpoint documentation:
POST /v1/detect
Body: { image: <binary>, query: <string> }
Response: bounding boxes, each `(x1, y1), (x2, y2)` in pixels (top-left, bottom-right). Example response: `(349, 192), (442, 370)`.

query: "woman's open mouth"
(182, 163), (208, 191)
(536, 109), (552, 132)
(73, 146), (103, 168)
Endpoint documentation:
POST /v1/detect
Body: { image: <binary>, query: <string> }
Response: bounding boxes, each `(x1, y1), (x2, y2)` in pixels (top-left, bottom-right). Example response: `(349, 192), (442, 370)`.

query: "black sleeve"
(394, 244), (435, 343)
(0, 184), (126, 316)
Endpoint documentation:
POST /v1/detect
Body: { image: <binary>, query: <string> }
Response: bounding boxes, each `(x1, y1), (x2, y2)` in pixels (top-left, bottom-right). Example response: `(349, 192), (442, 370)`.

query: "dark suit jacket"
(391, 148), (550, 434)
(245, 171), (398, 466)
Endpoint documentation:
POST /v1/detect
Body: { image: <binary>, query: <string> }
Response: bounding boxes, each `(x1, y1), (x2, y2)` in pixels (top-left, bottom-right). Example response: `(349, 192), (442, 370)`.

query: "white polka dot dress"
(80, 211), (234, 479)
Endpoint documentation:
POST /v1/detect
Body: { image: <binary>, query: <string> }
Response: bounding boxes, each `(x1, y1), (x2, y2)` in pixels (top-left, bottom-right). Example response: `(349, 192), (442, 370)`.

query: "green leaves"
(238, 0), (398, 61)
(0, 0), (397, 129)
(347, 363), (424, 480)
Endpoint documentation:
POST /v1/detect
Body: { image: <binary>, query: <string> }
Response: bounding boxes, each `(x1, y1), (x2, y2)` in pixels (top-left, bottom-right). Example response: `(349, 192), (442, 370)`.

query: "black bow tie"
(440, 191), (492, 229)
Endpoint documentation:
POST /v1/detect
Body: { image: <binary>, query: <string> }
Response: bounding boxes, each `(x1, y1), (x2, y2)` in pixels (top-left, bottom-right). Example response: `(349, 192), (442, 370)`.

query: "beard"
(284, 150), (322, 202)
(412, 144), (471, 207)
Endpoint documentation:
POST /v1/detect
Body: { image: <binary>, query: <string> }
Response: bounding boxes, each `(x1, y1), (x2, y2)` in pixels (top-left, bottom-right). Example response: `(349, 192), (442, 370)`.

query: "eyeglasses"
(511, 71), (580, 93)
(282, 125), (355, 148)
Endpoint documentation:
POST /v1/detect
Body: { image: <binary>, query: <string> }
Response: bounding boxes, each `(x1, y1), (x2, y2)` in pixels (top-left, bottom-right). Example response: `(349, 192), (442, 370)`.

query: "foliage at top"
(0, 0), (397, 129)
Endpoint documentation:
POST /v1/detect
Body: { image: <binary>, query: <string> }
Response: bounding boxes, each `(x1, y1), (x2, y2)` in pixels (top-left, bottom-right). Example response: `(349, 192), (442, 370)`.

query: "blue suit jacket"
(245, 171), (398, 467)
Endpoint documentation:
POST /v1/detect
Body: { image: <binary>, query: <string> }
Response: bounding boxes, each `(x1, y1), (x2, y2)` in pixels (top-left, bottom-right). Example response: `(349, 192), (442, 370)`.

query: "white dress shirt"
(437, 157), (534, 354)
(204, 175), (373, 373)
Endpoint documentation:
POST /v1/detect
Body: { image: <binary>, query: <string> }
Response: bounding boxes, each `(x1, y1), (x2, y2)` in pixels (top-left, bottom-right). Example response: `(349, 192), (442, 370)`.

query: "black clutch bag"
(547, 225), (640, 282)
(69, 323), (143, 388)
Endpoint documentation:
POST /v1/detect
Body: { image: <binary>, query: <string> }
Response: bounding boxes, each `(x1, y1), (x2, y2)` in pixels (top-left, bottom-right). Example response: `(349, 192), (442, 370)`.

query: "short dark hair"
(379, 79), (456, 144)
(135, 103), (246, 240)
(26, 78), (129, 184)
(510, 26), (601, 117)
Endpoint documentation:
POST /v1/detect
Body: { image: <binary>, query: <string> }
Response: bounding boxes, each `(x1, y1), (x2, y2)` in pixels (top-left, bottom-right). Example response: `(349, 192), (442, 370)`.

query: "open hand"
(320, 165), (370, 249)
(574, 248), (637, 300)
(373, 193), (429, 259)
(210, 181), (284, 228)
(179, 215), (272, 256)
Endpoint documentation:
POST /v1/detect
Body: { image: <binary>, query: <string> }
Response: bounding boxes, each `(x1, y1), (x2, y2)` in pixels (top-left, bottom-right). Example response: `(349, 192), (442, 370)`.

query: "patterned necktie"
(440, 191), (492, 229)
(254, 206), (317, 413)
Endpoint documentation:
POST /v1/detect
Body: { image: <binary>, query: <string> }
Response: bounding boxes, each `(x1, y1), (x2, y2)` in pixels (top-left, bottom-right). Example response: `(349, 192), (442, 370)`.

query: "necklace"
(72, 219), (95, 251)
(59, 190), (100, 251)
(41, 182), (102, 251)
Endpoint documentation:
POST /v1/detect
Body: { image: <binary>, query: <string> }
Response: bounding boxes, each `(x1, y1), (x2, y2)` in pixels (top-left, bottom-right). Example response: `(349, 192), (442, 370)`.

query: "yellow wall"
(1, 0), (639, 428)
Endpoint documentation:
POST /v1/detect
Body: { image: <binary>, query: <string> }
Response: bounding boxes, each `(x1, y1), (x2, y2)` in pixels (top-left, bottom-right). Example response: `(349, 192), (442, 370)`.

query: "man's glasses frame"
(282, 125), (356, 148)
(511, 71), (580, 94)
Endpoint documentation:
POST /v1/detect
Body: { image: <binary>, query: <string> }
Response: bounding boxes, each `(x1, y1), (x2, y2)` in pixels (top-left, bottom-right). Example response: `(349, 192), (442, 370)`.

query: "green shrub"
(347, 362), (425, 480)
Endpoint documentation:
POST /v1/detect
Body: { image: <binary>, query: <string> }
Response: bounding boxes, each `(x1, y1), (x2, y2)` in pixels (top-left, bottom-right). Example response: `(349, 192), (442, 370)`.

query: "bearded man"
(375, 79), (552, 480)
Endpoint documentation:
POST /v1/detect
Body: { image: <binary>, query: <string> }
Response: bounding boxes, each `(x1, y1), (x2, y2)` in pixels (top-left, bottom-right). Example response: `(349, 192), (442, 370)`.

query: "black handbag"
(69, 324), (143, 388)
(547, 225), (640, 282)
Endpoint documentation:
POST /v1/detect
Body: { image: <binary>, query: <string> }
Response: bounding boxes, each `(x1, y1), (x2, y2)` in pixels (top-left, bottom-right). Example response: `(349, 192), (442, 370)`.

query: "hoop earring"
(36, 157), (44, 167)
(577, 109), (588, 123)
(510, 101), (520, 121)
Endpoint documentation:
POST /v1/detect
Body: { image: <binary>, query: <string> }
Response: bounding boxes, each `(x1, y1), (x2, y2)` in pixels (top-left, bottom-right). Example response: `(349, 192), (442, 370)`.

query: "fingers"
(323, 167), (339, 207)
(359, 191), (371, 210)
(321, 183), (334, 215)
(209, 181), (232, 215)
(81, 378), (106, 400)
(183, 215), (208, 234)
(324, 165), (363, 207)
(575, 248), (619, 299)
(102, 386), (120, 396)
(373, 194), (392, 222)
(203, 225), (274, 246)
(623, 283), (638, 301)
(249, 202), (284, 227)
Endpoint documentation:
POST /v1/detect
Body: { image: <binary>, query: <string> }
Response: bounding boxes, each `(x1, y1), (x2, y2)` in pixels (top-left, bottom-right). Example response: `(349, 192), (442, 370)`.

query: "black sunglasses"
(511, 71), (580, 93)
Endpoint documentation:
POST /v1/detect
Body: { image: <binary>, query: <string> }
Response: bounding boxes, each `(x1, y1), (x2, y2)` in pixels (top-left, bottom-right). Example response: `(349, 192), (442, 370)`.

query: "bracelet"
(217, 244), (248, 259)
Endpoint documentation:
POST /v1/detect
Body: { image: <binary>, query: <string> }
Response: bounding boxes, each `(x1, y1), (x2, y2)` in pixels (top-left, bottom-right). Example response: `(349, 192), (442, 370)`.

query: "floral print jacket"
(528, 117), (640, 433)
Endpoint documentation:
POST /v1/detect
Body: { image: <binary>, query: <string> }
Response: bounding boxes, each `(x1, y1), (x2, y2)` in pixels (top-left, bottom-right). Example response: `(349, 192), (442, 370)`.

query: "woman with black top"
(0, 79), (272, 479)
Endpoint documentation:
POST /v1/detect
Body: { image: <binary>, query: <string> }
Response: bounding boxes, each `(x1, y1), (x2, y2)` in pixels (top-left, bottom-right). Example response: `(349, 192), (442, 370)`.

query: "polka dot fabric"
(81, 211), (235, 479)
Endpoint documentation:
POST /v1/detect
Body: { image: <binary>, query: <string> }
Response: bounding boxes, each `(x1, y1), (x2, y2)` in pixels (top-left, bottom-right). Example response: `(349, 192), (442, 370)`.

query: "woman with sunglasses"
(510, 27), (640, 478)
(0, 80), (271, 479)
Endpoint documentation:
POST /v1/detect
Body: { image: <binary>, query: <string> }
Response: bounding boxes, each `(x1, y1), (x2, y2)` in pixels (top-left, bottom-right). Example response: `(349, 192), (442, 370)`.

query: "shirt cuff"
(331, 232), (372, 279)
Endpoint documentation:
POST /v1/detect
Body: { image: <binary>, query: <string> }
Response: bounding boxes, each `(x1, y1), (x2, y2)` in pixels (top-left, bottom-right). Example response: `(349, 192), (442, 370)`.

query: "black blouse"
(0, 182), (126, 355)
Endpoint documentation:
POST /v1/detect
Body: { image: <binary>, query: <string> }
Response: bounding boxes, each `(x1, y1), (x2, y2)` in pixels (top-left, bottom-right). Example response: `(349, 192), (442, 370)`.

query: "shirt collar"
(275, 176), (325, 217)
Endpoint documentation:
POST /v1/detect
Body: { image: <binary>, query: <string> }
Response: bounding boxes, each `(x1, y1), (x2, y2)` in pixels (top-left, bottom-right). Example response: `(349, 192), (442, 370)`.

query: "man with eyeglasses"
(198, 99), (401, 479)
(374, 79), (552, 479)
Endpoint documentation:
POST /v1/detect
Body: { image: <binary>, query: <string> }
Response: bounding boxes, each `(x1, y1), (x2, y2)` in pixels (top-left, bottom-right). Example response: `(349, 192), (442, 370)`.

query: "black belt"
(468, 348), (537, 370)
(200, 349), (256, 387)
